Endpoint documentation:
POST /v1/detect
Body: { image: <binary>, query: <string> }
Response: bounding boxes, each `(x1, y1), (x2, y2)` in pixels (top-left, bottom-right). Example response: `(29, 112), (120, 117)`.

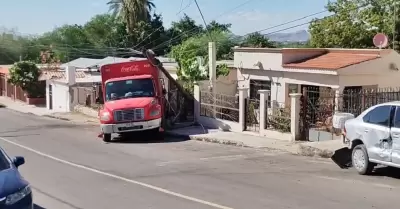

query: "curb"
(297, 144), (334, 158)
(165, 131), (335, 158)
(164, 132), (247, 147)
(43, 114), (71, 121)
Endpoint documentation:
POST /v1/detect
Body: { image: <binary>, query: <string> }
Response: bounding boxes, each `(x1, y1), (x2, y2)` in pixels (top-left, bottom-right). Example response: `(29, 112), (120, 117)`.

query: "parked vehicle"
(0, 147), (32, 208)
(343, 101), (400, 175)
(97, 60), (166, 142)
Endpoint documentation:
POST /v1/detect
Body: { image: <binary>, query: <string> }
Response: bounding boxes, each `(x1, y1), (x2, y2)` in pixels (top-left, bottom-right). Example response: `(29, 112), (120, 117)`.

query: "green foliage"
(309, 0), (400, 49)
(8, 61), (41, 97)
(170, 30), (236, 83)
(241, 32), (275, 48)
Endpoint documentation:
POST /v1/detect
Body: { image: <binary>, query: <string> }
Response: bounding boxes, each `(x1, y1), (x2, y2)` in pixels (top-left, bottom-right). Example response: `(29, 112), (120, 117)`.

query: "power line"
(193, 0), (213, 41)
(147, 0), (259, 50)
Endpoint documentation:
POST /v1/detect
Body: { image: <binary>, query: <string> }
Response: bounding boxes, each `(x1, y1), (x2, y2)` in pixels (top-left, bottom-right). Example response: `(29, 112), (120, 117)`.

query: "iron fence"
(266, 101), (291, 133)
(200, 91), (239, 122)
(244, 98), (260, 132)
(299, 86), (400, 141)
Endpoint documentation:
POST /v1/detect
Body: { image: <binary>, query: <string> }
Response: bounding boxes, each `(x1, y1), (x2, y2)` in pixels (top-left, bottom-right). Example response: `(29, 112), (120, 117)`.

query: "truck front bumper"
(100, 118), (161, 134)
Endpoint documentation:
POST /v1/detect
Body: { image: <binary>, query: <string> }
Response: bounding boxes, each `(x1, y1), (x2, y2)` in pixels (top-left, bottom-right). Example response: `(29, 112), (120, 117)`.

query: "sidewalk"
(166, 126), (346, 158)
(0, 96), (98, 124)
(0, 96), (54, 116)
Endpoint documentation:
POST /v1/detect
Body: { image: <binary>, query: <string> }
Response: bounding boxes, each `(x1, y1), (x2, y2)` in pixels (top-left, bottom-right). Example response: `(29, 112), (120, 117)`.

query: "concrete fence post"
(193, 82), (200, 122)
(238, 88), (249, 131)
(290, 93), (302, 142)
(258, 90), (270, 133)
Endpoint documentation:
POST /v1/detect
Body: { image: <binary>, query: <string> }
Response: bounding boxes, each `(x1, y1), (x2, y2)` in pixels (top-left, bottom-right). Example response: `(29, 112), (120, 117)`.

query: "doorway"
(49, 84), (53, 110)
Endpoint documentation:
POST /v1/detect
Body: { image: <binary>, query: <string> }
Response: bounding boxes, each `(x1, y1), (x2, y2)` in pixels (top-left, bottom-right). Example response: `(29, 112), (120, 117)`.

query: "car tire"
(352, 144), (374, 175)
(103, 133), (112, 143)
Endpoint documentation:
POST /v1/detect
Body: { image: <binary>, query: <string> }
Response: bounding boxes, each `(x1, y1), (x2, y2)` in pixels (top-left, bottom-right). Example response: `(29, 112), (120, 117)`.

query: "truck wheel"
(150, 128), (163, 140)
(103, 133), (112, 143)
(352, 144), (374, 175)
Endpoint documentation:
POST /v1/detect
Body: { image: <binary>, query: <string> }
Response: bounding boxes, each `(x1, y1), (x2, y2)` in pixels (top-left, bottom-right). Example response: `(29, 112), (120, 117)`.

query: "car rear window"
(0, 149), (11, 171)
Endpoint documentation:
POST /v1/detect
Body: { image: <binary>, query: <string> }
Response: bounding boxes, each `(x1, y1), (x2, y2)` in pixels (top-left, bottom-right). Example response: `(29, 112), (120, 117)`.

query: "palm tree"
(107, 0), (155, 32)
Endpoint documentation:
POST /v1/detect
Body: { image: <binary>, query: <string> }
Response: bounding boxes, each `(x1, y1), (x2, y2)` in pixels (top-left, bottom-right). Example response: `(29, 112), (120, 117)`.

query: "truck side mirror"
(162, 89), (167, 95)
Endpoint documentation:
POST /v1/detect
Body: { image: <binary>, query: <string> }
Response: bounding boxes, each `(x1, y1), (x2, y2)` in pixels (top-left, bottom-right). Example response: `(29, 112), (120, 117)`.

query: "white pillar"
(290, 93), (302, 142)
(193, 82), (200, 121)
(209, 42), (217, 117)
(65, 66), (76, 86)
(238, 88), (249, 131)
(258, 90), (270, 132)
(334, 87), (344, 113)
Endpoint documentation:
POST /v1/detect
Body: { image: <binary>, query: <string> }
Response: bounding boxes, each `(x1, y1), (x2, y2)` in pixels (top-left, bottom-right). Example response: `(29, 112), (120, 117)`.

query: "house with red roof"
(233, 47), (400, 108)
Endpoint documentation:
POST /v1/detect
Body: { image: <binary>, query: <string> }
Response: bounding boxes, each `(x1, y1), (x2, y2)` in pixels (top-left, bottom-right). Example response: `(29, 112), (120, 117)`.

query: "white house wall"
(338, 51), (400, 88)
(234, 49), (283, 71)
(46, 80), (70, 112)
(238, 68), (339, 105)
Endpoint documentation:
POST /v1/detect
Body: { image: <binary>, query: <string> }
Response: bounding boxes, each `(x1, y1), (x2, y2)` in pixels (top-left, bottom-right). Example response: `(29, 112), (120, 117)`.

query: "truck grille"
(114, 108), (144, 122)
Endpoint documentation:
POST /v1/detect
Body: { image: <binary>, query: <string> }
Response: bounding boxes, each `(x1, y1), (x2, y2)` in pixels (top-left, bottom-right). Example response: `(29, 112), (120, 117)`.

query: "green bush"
(8, 61), (41, 97)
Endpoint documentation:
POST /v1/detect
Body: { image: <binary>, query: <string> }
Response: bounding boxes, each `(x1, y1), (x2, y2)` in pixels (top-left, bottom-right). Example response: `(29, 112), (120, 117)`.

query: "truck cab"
(98, 60), (165, 142)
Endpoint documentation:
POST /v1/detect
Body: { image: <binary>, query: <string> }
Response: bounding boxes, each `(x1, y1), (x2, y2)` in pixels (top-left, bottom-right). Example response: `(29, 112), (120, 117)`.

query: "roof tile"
(282, 51), (381, 70)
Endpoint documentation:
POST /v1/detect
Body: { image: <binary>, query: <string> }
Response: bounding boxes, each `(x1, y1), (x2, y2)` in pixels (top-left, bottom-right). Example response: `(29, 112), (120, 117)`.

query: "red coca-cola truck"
(97, 60), (165, 142)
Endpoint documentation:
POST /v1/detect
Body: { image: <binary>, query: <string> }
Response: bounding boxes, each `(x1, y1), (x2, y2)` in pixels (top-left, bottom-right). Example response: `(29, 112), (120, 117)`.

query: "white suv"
(343, 102), (400, 175)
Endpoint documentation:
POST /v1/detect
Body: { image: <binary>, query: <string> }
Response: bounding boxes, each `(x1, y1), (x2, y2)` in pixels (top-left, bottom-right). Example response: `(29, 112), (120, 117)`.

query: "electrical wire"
(145, 0), (259, 50)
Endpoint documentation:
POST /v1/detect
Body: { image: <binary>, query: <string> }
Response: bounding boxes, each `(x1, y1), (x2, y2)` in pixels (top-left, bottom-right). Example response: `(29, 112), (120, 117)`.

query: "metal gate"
(244, 98), (260, 132)
(163, 80), (195, 129)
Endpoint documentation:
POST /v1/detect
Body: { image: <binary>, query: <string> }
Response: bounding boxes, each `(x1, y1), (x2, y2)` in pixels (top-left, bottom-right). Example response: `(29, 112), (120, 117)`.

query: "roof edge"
(232, 47), (282, 53)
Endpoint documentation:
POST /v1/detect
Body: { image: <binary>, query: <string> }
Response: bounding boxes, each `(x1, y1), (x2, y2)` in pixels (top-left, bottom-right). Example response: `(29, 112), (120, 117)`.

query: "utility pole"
(394, 2), (397, 50)
(208, 42), (217, 117)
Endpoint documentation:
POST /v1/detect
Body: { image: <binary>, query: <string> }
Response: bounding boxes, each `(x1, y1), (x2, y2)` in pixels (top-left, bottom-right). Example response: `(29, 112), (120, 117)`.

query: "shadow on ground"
(331, 147), (400, 179)
(34, 204), (45, 209)
(107, 131), (190, 144)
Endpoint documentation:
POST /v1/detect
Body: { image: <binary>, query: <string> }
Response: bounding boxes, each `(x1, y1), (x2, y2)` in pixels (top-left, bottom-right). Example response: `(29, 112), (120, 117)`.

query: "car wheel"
(103, 133), (112, 143)
(352, 144), (374, 175)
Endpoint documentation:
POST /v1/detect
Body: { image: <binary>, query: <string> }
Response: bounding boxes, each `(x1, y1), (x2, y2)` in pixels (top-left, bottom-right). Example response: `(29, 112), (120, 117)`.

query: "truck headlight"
(150, 109), (160, 116)
(5, 185), (31, 205)
(100, 112), (111, 121)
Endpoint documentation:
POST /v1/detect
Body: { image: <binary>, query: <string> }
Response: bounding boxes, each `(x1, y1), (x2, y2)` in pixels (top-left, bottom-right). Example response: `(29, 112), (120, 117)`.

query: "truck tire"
(149, 128), (163, 140)
(352, 144), (374, 175)
(103, 133), (112, 143)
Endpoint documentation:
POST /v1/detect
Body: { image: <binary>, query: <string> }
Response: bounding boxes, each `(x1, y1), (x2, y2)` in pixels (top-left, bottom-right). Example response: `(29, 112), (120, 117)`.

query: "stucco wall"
(197, 68), (238, 96)
(46, 80), (70, 112)
(237, 68), (339, 104)
(338, 51), (400, 88)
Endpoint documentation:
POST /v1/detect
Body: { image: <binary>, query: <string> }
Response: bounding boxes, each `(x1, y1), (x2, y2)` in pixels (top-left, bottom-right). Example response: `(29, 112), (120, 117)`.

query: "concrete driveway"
(0, 108), (399, 209)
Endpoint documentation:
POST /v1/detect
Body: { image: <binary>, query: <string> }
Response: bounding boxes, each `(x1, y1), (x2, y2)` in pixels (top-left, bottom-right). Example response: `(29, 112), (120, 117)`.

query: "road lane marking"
(0, 137), (233, 209)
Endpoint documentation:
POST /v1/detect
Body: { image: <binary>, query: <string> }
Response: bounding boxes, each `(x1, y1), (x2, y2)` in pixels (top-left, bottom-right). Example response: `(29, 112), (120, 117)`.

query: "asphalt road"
(1, 108), (400, 209)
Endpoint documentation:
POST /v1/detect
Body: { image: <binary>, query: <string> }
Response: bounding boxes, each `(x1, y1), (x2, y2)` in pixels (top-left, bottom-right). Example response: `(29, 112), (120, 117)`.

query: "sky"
(0, 0), (330, 36)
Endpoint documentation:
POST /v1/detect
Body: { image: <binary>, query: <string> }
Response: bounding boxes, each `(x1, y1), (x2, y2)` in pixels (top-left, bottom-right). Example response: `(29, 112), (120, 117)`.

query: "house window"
(249, 79), (271, 106)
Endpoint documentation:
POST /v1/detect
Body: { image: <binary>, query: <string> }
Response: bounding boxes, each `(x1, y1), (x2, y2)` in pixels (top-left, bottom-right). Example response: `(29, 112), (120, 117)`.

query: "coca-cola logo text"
(121, 65), (139, 72)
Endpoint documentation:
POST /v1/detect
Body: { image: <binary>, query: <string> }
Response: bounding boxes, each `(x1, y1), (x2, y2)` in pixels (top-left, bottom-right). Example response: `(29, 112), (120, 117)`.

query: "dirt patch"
(298, 144), (334, 158)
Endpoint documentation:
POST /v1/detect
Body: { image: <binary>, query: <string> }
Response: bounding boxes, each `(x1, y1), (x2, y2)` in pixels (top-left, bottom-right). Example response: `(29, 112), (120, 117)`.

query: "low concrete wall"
(198, 116), (242, 132)
(26, 97), (45, 105)
(260, 129), (292, 141)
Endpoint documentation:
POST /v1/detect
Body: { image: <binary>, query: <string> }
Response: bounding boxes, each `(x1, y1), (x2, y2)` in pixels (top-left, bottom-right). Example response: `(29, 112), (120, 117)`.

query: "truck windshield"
(105, 78), (155, 101)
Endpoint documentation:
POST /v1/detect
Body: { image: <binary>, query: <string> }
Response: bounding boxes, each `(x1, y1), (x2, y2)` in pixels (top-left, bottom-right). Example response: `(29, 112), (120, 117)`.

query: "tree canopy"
(309, 0), (400, 49)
